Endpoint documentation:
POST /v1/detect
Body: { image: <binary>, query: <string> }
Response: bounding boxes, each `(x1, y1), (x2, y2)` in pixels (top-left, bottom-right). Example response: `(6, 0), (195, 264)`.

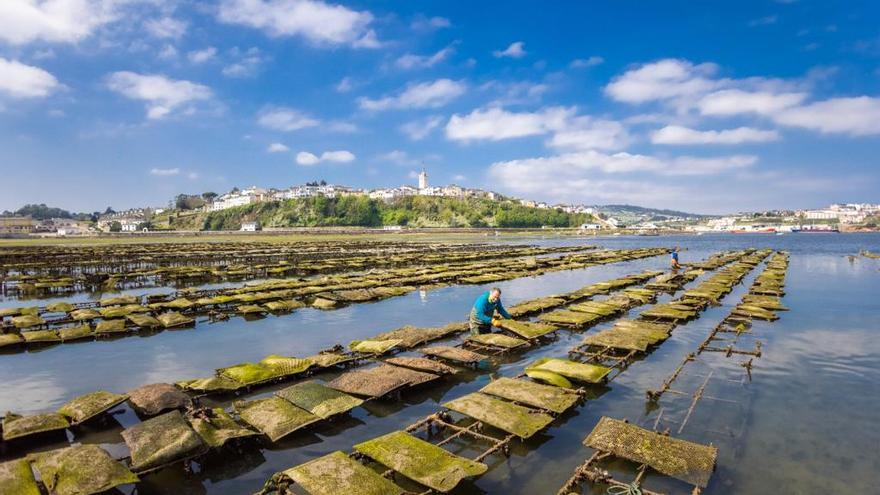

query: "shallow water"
(1, 233), (878, 494)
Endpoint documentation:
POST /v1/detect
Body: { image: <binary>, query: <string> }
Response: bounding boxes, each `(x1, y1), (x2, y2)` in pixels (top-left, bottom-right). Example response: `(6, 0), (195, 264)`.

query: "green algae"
(384, 356), (459, 375)
(259, 355), (314, 377)
(217, 362), (279, 386)
(466, 332), (528, 349)
(480, 377), (580, 413)
(21, 329), (60, 344)
(444, 392), (555, 439)
(275, 381), (364, 419)
(2, 412), (69, 440)
(70, 309), (100, 321)
(28, 444), (139, 495)
(59, 325), (93, 341)
(187, 408), (257, 448)
(126, 313), (162, 328)
(234, 397), (320, 442)
(57, 390), (128, 424)
(354, 430), (487, 493)
(494, 319), (557, 339)
(122, 410), (206, 472)
(281, 450), (405, 495)
(94, 319), (126, 334)
(348, 339), (403, 355)
(156, 311), (194, 328)
(526, 357), (611, 384)
(11, 315), (45, 329)
(0, 458), (40, 495)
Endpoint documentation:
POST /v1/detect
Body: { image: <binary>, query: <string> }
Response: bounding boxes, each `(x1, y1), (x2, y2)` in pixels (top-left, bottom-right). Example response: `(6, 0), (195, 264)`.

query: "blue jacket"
(471, 292), (512, 324)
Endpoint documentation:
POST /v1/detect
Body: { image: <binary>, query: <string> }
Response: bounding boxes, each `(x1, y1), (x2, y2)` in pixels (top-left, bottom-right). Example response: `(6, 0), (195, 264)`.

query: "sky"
(1, 0), (879, 215)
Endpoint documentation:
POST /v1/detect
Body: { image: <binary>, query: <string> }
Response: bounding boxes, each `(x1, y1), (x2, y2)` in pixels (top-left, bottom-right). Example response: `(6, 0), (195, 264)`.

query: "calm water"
(1, 233), (878, 494)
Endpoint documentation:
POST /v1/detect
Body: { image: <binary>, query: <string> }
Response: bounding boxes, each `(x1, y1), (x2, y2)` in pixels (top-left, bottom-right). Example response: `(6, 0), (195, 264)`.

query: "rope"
(606, 481), (642, 495)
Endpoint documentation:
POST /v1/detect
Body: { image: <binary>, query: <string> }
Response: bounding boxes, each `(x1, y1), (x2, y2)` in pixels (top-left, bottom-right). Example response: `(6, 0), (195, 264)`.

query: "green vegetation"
(198, 196), (591, 230)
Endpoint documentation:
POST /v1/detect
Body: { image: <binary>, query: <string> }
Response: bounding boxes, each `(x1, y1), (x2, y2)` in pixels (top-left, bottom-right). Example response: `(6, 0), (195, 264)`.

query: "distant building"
(579, 223), (601, 230)
(0, 216), (36, 234)
(240, 221), (260, 232)
(418, 169), (428, 190)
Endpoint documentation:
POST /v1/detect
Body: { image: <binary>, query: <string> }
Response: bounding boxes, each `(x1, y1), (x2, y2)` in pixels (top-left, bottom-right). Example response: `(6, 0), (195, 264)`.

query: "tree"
(109, 221), (122, 232)
(201, 192), (218, 202)
(320, 179), (327, 186)
(104, 207), (115, 215)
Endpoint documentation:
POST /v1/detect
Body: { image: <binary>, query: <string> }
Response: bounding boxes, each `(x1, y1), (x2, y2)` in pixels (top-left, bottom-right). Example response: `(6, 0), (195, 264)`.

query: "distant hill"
(160, 196), (594, 230)
(591, 204), (714, 223)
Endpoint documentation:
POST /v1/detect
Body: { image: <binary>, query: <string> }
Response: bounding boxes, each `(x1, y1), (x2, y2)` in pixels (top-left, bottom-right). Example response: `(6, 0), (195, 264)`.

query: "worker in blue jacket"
(469, 287), (512, 335)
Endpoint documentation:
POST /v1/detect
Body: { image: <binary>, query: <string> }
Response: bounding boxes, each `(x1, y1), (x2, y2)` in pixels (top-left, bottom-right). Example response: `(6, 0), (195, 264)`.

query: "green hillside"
(191, 196), (591, 230)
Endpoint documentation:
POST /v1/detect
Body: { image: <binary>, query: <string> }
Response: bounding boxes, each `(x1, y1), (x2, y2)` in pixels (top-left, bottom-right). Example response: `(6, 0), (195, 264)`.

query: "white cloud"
(335, 76), (353, 92)
(605, 58), (720, 105)
(359, 79), (466, 110)
(698, 89), (807, 116)
(106, 71), (212, 120)
(145, 16), (187, 39)
(379, 150), (416, 166)
(547, 118), (631, 151)
(217, 0), (378, 48)
(0, 58), (60, 98)
(0, 0), (125, 45)
(748, 15), (778, 27)
(296, 149), (355, 165)
(445, 105), (629, 150)
(480, 80), (548, 106)
(493, 41), (526, 58)
(395, 45), (454, 69)
(400, 115), (443, 140)
(411, 15), (450, 31)
(446, 106), (574, 142)
(157, 44), (178, 60)
(570, 56), (604, 69)
(267, 142), (290, 153)
(257, 107), (319, 131)
(188, 47), (217, 63)
(321, 150), (355, 162)
(187, 172), (199, 180)
(773, 96), (880, 136)
(222, 47), (265, 78)
(150, 167), (180, 176)
(651, 125), (780, 144)
(296, 151), (320, 165)
(327, 121), (358, 133)
(488, 151), (756, 203)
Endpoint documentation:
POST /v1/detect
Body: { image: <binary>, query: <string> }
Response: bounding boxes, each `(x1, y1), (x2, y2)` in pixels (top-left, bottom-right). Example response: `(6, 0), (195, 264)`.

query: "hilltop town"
(1, 170), (878, 236)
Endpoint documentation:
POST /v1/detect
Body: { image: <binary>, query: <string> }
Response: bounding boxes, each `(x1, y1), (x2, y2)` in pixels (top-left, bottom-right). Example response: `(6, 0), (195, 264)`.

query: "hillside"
(592, 204), (714, 224)
(163, 196), (592, 230)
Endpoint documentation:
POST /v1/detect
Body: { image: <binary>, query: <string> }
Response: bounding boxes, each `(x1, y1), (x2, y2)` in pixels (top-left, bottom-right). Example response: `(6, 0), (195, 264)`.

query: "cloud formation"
(359, 79), (466, 110)
(651, 125), (780, 144)
(0, 58), (60, 98)
(493, 41), (526, 58)
(217, 0), (379, 48)
(296, 149), (355, 165)
(257, 106), (319, 131)
(105, 72), (212, 119)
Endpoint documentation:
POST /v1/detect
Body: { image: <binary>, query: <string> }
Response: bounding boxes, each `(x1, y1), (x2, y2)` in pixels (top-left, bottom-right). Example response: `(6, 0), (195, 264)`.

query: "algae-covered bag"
(524, 369), (573, 389)
(0, 458), (40, 495)
(121, 410), (206, 472)
(58, 390), (128, 424)
(349, 339), (403, 355)
(29, 444), (139, 495)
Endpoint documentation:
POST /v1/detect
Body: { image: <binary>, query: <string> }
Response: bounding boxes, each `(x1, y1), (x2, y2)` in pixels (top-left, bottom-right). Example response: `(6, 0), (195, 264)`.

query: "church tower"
(418, 168), (428, 189)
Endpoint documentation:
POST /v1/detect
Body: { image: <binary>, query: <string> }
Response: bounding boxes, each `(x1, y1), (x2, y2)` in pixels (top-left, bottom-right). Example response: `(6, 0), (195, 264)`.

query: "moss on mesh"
(480, 377), (579, 413)
(45, 302), (75, 313)
(70, 309), (100, 321)
(126, 313), (162, 328)
(176, 375), (240, 393)
(0, 458), (40, 495)
(585, 416), (717, 487)
(354, 431), (487, 492)
(121, 410), (206, 472)
(384, 356), (458, 375)
(495, 319), (556, 339)
(99, 295), (138, 307)
(0, 307), (21, 318)
(420, 345), (487, 364)
(466, 333), (527, 349)
(306, 351), (355, 369)
(234, 397), (320, 442)
(444, 392), (554, 439)
(11, 315), (45, 329)
(217, 362), (280, 386)
(187, 408), (257, 448)
(57, 390), (128, 424)
(348, 339), (402, 355)
(236, 304), (266, 315)
(2, 412), (69, 440)
(156, 311), (194, 328)
(263, 300), (305, 312)
(128, 383), (191, 416)
(275, 381), (363, 419)
(259, 355), (313, 377)
(526, 357), (611, 384)
(95, 319), (127, 334)
(28, 444), (139, 495)
(59, 325), (93, 341)
(21, 329), (61, 344)
(311, 297), (338, 310)
(281, 450), (405, 495)
(0, 333), (24, 348)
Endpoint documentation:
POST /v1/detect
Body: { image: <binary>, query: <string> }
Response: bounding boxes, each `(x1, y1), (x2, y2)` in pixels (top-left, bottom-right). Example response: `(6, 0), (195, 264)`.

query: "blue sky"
(1, 0), (878, 214)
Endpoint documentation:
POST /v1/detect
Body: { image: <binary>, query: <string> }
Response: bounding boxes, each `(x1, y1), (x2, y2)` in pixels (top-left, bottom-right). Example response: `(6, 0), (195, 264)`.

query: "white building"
(240, 221), (260, 232)
(418, 169), (428, 190)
